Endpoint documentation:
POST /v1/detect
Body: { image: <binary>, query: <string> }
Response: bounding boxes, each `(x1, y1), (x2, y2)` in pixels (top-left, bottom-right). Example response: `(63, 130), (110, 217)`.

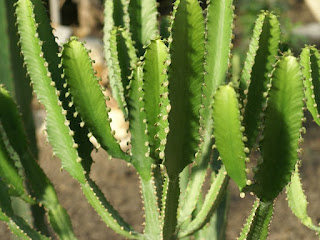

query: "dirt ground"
(0, 110), (319, 239)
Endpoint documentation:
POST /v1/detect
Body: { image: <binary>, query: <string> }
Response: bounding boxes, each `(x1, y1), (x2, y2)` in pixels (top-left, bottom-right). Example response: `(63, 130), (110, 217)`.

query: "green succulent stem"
(178, 163), (208, 228)
(163, 176), (180, 240)
(178, 166), (229, 238)
(1, 0), (319, 238)
(140, 176), (161, 240)
(81, 178), (141, 239)
(239, 199), (274, 240)
(286, 163), (320, 234)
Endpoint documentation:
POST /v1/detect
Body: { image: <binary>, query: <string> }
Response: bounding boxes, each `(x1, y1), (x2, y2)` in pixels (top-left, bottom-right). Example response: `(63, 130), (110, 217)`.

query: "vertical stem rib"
(163, 176), (180, 240)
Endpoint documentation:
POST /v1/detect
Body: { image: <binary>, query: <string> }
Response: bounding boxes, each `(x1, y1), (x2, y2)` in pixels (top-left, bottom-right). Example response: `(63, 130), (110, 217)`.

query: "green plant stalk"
(178, 166), (229, 238)
(239, 199), (274, 240)
(62, 38), (128, 161)
(126, 63), (161, 238)
(252, 54), (304, 201)
(241, 11), (280, 150)
(200, 0), (234, 166)
(0, 180), (49, 240)
(15, 0), (141, 238)
(104, 0), (129, 116)
(143, 39), (169, 161)
(128, 0), (158, 56)
(163, 177), (180, 239)
(0, 0), (44, 233)
(178, 0), (235, 226)
(193, 190), (229, 240)
(0, 87), (77, 239)
(301, 46), (320, 126)
(213, 85), (247, 190)
(286, 163), (320, 234)
(0, 127), (34, 203)
(1, 0), (319, 238)
(107, 27), (137, 118)
(162, 0), (205, 236)
(178, 163), (208, 228)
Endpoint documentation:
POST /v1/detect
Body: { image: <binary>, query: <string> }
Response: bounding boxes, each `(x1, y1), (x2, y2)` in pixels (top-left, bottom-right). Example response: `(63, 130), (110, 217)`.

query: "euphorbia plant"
(0, 0), (319, 239)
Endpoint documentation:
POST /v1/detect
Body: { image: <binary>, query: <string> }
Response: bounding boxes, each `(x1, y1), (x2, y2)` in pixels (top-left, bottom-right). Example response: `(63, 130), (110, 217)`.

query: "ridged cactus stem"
(0, 87), (77, 239)
(178, 166), (229, 238)
(239, 199), (274, 240)
(177, 162), (208, 228)
(140, 176), (161, 240)
(0, 1), (43, 233)
(1, 0), (320, 238)
(163, 177), (180, 240)
(14, 0), (140, 238)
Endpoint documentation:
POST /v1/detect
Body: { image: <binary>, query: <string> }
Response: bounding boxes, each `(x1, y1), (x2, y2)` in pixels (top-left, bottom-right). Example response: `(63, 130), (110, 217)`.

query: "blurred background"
(1, 0), (320, 239)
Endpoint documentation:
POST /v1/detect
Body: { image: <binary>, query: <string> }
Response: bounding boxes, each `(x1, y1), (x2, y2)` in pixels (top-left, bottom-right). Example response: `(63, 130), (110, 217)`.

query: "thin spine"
(126, 63), (153, 174)
(103, 0), (127, 46)
(152, 164), (165, 215)
(162, 176), (180, 239)
(157, 39), (171, 162)
(108, 27), (128, 117)
(197, 192), (229, 240)
(238, 199), (260, 240)
(160, 171), (169, 227)
(103, 0), (129, 49)
(2, 213), (50, 240)
(178, 165), (190, 206)
(116, 27), (138, 107)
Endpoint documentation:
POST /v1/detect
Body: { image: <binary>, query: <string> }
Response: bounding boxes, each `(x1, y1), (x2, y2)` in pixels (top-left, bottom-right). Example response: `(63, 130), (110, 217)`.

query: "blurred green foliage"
(235, 0), (307, 58)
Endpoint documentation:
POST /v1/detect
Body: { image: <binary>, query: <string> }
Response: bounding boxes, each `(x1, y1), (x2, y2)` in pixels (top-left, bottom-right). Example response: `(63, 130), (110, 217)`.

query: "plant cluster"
(0, 0), (320, 239)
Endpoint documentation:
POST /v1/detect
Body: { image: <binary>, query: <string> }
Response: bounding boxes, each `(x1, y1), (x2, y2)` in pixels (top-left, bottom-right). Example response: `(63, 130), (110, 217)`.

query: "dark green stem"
(163, 176), (180, 240)
(153, 165), (164, 212)
(30, 205), (50, 236)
